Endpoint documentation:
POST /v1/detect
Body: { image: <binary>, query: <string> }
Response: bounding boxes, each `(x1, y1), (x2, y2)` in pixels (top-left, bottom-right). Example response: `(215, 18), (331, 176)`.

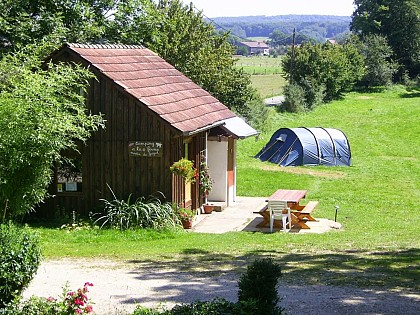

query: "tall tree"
(107, 0), (266, 128)
(351, 0), (420, 78)
(0, 43), (104, 218)
(0, 0), (266, 129)
(0, 0), (112, 50)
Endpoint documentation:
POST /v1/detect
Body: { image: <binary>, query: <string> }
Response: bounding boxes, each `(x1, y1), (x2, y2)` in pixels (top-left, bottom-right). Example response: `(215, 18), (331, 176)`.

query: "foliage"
(0, 0), (267, 131)
(0, 223), (41, 308)
(0, 0), (110, 51)
(238, 258), (283, 315)
(212, 15), (351, 41)
(199, 156), (213, 195)
(135, 0), (266, 130)
(2, 282), (94, 314)
(269, 29), (316, 47)
(132, 298), (247, 315)
(356, 34), (398, 87)
(0, 43), (104, 218)
(282, 42), (364, 105)
(174, 207), (195, 223)
(93, 186), (178, 230)
(281, 82), (308, 113)
(351, 0), (420, 78)
(170, 158), (196, 183)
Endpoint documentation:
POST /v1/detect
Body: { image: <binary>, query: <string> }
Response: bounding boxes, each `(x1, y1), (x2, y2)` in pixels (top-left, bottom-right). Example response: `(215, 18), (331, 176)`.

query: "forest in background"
(208, 15), (351, 42)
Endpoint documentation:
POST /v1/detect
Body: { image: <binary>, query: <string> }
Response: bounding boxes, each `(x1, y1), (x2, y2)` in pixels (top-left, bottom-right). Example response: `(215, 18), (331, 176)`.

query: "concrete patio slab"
(191, 196), (342, 234)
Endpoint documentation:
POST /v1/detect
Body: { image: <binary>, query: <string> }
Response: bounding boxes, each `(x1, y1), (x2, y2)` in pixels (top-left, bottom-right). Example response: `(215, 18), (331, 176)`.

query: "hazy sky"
(184, 0), (355, 17)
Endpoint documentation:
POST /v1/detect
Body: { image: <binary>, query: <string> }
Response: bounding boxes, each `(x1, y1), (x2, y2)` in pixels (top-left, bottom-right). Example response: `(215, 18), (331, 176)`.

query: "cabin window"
(56, 151), (83, 193)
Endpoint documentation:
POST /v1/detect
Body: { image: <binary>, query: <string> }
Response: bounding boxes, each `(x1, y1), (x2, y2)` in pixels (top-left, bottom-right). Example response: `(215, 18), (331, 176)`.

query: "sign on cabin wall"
(129, 141), (163, 157)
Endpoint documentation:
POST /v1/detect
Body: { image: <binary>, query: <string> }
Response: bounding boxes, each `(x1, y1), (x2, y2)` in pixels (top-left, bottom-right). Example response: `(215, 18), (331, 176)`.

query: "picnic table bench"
(254, 189), (319, 230)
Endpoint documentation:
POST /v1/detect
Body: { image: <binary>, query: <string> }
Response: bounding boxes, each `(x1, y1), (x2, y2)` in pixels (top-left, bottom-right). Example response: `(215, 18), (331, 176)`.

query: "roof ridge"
(67, 43), (145, 49)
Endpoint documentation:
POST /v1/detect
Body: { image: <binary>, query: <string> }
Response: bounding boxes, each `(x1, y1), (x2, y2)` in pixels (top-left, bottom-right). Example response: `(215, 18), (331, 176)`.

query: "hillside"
(208, 15), (351, 42)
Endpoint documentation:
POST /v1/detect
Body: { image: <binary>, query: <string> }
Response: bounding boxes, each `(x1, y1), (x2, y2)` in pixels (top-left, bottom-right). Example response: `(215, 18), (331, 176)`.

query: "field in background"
(250, 74), (285, 98)
(235, 55), (283, 75)
(235, 55), (286, 98)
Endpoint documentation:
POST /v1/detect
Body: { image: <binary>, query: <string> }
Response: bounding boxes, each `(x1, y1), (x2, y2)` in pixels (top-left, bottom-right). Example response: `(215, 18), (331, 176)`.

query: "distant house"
(40, 43), (258, 216)
(327, 39), (338, 45)
(238, 41), (270, 55)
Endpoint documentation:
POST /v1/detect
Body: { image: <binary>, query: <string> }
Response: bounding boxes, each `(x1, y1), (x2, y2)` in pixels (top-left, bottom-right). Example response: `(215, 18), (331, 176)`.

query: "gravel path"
(23, 259), (420, 315)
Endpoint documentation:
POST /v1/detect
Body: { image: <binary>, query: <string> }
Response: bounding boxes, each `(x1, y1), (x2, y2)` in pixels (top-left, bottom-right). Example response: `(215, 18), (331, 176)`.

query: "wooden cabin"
(40, 43), (257, 217)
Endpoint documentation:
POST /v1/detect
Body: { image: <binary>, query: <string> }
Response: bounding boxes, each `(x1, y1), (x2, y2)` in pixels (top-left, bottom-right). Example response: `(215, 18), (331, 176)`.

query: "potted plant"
(170, 158), (196, 183)
(176, 207), (195, 229)
(199, 157), (214, 214)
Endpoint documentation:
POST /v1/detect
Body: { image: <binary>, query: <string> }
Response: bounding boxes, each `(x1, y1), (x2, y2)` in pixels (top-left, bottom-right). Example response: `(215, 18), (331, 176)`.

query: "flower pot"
(182, 219), (193, 229)
(203, 204), (214, 214)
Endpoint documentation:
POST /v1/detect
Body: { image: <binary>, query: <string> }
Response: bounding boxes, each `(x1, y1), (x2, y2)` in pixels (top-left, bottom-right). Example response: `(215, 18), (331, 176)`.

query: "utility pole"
(289, 28), (296, 83)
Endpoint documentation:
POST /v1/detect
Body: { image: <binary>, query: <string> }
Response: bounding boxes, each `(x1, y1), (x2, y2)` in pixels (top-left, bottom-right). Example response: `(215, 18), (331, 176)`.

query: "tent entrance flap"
(255, 127), (351, 167)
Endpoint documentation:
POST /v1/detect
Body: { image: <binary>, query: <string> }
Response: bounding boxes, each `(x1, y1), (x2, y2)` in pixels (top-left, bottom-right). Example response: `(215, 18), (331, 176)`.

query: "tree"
(282, 42), (364, 105)
(0, 43), (104, 218)
(0, 0), (267, 129)
(358, 34), (397, 86)
(0, 0), (111, 51)
(108, 0), (267, 129)
(351, 0), (420, 78)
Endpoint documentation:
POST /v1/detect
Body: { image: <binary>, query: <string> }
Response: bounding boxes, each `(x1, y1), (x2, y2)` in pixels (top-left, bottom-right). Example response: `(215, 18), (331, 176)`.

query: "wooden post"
(2, 199), (8, 223)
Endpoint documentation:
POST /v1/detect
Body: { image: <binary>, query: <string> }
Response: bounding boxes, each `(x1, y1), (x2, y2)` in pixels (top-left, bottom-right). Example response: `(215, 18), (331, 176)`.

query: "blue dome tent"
(255, 127), (351, 166)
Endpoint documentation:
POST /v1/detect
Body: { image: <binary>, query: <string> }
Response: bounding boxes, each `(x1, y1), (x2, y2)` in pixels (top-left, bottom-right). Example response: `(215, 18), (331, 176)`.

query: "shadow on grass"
(119, 248), (419, 312)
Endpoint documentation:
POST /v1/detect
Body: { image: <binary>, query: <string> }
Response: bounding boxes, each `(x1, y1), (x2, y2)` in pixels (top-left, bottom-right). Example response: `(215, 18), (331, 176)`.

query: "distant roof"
(55, 43), (237, 135)
(240, 41), (269, 48)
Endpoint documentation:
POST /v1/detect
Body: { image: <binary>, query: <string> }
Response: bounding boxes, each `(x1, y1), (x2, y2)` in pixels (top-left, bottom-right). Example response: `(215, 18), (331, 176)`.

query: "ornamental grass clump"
(93, 185), (178, 231)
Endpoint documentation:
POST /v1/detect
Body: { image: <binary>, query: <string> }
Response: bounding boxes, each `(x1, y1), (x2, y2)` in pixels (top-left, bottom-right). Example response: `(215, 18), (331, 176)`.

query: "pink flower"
(85, 305), (93, 313)
(74, 298), (84, 306)
(75, 309), (83, 314)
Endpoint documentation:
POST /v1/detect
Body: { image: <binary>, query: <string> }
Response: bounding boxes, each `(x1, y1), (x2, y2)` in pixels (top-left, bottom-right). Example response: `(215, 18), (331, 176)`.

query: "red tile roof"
(64, 43), (236, 134)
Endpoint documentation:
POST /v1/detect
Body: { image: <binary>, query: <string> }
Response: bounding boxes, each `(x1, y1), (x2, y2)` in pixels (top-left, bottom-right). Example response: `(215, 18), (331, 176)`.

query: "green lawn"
(35, 86), (420, 292)
(250, 74), (285, 98)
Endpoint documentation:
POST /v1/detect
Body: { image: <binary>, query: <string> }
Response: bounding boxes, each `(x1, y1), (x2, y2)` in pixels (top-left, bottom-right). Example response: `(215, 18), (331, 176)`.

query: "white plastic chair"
(268, 200), (291, 233)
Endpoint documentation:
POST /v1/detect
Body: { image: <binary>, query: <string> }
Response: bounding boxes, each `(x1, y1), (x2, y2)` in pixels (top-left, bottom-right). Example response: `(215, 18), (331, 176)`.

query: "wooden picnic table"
(256, 189), (318, 230)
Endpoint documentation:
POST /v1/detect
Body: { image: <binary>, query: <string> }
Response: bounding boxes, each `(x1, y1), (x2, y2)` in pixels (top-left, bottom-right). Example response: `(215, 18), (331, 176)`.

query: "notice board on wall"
(128, 141), (163, 157)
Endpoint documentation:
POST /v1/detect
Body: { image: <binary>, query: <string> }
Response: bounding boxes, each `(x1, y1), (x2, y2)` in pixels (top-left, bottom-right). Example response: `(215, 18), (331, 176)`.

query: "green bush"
(0, 223), (42, 308)
(237, 258), (283, 315)
(282, 82), (307, 113)
(132, 298), (258, 315)
(0, 296), (58, 315)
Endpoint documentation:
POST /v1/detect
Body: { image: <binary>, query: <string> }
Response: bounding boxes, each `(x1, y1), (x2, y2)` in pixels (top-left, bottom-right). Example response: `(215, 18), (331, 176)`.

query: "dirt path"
(23, 259), (420, 315)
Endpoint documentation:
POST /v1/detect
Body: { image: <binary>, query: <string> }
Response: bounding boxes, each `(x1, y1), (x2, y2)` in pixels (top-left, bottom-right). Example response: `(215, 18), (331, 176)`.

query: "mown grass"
(250, 74), (285, 98)
(35, 86), (420, 292)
